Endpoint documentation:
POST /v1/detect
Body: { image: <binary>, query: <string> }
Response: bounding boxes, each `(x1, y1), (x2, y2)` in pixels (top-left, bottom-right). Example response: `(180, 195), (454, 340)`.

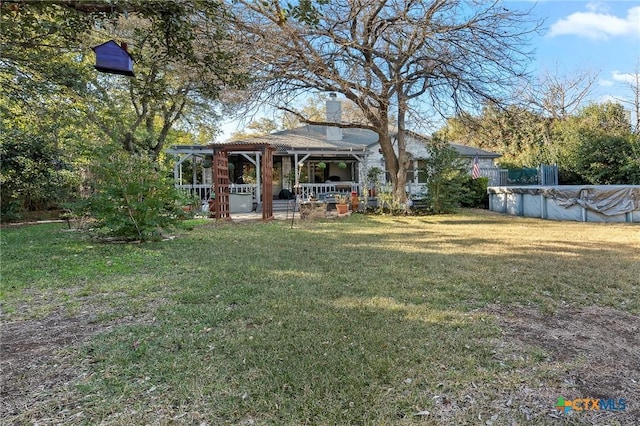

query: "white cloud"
(611, 71), (637, 85)
(598, 79), (614, 87)
(585, 2), (609, 14)
(548, 6), (640, 40)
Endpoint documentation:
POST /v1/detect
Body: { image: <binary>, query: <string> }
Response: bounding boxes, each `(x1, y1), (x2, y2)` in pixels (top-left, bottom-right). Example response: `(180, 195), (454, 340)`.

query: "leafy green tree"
(0, 89), (91, 219)
(0, 125), (79, 219)
(422, 137), (469, 214)
(554, 102), (635, 184)
(1, 0), (244, 223)
(440, 104), (548, 167)
(574, 134), (640, 184)
(2, 1), (244, 160)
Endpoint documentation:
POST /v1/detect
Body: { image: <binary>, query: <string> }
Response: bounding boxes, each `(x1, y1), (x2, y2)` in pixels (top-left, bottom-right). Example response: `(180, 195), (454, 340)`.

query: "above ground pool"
(487, 185), (640, 223)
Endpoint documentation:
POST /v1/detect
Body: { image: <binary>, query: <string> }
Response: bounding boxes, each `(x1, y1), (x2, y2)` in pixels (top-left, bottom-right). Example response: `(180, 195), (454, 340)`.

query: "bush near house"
(422, 137), (470, 214)
(460, 176), (489, 208)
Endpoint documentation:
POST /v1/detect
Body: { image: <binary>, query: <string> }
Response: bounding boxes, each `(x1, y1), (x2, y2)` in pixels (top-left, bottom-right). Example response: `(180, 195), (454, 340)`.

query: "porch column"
(192, 155), (197, 188)
(173, 153), (195, 186)
(282, 157), (292, 190)
(256, 152), (262, 207)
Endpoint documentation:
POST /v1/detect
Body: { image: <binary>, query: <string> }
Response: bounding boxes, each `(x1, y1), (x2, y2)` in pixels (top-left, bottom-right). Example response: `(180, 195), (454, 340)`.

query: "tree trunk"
(395, 100), (410, 207)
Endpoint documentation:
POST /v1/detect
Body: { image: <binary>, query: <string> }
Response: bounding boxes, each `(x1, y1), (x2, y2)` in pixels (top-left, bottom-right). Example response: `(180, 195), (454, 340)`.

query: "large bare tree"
(613, 61), (640, 134)
(524, 68), (599, 121)
(229, 0), (540, 203)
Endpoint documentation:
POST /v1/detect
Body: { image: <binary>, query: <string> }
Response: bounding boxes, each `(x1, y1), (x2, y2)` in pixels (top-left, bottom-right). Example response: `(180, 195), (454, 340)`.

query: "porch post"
(256, 152), (262, 209)
(282, 157), (292, 190)
(191, 155), (198, 188)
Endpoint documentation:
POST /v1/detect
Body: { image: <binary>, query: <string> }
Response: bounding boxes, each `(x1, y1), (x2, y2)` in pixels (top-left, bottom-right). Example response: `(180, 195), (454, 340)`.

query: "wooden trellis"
(210, 143), (275, 221)
(212, 151), (230, 220)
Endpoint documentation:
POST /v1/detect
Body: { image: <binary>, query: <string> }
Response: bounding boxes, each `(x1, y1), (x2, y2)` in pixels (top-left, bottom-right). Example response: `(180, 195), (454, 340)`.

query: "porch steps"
(272, 199), (297, 212)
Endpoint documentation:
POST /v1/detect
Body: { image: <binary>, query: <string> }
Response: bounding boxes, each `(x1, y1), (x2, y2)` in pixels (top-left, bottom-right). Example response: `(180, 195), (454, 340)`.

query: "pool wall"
(487, 185), (640, 223)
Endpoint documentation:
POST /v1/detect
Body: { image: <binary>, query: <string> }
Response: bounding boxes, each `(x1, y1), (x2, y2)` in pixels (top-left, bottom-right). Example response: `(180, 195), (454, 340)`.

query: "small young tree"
(75, 151), (185, 241)
(423, 137), (470, 214)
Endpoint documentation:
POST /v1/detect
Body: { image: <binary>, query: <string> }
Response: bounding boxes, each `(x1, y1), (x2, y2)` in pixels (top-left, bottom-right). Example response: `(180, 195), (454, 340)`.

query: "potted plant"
(338, 161), (347, 169)
(317, 161), (327, 170)
(335, 193), (349, 214)
(179, 192), (201, 217)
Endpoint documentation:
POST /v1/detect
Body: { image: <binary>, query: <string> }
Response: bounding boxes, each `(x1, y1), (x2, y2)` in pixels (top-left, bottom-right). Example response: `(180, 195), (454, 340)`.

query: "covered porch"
(166, 145), (369, 211)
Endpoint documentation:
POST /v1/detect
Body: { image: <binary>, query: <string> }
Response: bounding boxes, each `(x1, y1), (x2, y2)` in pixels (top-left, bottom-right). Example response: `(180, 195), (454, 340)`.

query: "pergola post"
(255, 152), (262, 211)
(212, 150), (230, 220)
(215, 143), (274, 221)
(261, 146), (275, 221)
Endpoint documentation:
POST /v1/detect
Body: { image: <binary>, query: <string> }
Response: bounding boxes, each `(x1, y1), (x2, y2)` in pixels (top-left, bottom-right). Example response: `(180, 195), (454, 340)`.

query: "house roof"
(448, 142), (501, 158)
(217, 125), (501, 158)
(404, 130), (500, 158)
(227, 125), (376, 151)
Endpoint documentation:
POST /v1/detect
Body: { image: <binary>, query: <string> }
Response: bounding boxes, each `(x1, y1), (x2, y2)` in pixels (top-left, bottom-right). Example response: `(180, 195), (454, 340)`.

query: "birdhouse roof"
(92, 40), (133, 60)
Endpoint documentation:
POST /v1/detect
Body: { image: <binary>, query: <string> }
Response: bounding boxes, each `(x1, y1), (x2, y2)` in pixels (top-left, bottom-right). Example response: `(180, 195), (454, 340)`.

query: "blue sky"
(218, 1), (640, 140)
(514, 1), (639, 101)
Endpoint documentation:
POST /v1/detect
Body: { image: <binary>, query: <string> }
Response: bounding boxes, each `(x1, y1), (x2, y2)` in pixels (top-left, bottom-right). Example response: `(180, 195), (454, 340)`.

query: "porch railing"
(177, 184), (212, 201)
(229, 184), (257, 197)
(406, 182), (427, 196)
(178, 184), (258, 202)
(297, 182), (361, 199)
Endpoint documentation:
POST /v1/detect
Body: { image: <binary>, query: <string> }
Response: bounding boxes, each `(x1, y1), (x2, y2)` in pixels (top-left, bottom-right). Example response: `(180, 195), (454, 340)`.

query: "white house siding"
(363, 136), (497, 187)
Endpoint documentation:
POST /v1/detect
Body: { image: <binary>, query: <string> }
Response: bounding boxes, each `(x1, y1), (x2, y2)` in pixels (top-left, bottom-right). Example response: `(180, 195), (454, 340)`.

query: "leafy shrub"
(460, 176), (489, 208)
(375, 183), (406, 214)
(73, 152), (185, 241)
(0, 127), (80, 220)
(423, 137), (470, 214)
(575, 134), (640, 184)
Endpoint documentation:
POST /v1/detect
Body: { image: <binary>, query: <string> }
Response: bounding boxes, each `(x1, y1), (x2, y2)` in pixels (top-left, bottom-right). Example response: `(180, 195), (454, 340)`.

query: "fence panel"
(539, 164), (559, 186)
(479, 168), (507, 186)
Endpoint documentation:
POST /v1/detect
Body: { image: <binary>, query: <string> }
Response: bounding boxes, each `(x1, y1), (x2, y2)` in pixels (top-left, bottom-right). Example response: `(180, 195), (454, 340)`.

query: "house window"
(416, 160), (428, 183)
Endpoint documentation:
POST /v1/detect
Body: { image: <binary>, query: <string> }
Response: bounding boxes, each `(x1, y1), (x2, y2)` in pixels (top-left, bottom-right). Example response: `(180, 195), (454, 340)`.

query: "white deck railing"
(177, 184), (212, 201)
(297, 182), (360, 199)
(229, 184), (257, 197)
(177, 184), (258, 200)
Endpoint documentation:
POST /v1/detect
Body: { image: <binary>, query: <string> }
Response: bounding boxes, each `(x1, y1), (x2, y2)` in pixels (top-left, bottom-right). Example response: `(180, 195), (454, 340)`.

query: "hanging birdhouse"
(92, 40), (134, 76)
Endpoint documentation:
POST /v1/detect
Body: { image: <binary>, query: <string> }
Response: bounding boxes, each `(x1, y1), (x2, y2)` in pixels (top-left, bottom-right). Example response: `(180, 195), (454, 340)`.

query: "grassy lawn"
(1, 210), (639, 425)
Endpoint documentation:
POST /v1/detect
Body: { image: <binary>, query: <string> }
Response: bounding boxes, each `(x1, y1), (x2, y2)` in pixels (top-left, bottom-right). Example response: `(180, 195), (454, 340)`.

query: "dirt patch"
(485, 304), (640, 424)
(0, 311), (108, 421)
(0, 306), (157, 423)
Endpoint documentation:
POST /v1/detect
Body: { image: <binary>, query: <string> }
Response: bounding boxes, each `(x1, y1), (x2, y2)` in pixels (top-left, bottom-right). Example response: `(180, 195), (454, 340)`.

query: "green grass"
(1, 212), (639, 424)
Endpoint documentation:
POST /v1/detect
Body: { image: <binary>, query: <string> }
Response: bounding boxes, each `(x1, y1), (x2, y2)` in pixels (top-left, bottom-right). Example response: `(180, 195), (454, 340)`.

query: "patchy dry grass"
(1, 210), (638, 425)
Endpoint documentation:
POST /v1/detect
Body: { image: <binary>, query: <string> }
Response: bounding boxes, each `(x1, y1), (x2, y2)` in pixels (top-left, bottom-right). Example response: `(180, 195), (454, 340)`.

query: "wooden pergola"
(209, 143), (276, 221)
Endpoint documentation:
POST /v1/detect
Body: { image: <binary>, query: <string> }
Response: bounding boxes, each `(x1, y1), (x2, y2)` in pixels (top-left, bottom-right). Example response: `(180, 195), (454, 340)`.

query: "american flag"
(471, 154), (480, 179)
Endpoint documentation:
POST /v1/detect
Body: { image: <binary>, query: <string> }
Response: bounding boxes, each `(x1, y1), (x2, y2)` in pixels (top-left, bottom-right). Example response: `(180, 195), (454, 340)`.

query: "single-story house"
(167, 96), (502, 210)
